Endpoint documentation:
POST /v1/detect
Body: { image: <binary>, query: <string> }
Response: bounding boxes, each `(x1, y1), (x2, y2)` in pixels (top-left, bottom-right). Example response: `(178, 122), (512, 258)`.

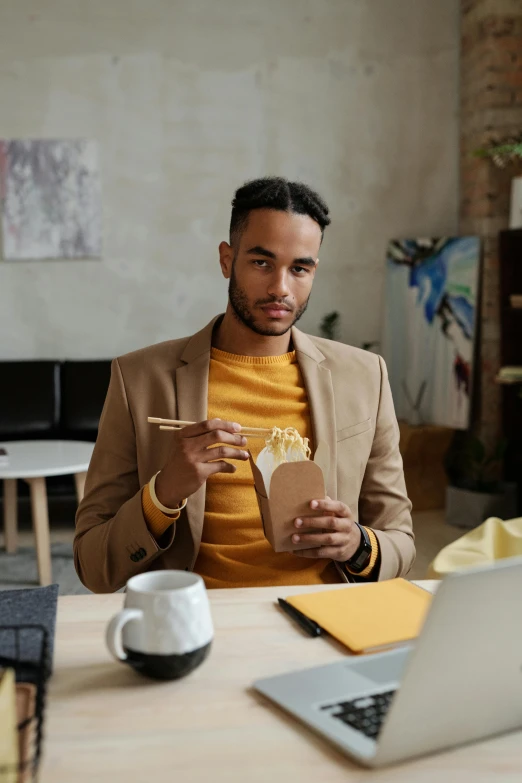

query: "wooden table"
(0, 440), (93, 585)
(41, 583), (522, 782)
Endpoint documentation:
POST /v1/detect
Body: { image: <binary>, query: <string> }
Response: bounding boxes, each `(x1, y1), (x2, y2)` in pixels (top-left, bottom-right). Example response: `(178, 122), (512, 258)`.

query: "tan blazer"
(74, 316), (414, 593)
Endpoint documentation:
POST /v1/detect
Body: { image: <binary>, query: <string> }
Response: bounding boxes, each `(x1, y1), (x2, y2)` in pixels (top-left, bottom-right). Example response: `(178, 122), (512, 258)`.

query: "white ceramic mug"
(106, 570), (213, 680)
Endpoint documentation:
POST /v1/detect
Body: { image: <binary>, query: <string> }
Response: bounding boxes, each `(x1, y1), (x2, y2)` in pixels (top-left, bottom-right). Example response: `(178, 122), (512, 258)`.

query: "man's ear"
(219, 241), (234, 279)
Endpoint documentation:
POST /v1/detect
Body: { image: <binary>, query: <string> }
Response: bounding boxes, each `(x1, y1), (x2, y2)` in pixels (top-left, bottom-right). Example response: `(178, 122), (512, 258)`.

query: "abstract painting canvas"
(0, 139), (101, 260)
(382, 237), (480, 430)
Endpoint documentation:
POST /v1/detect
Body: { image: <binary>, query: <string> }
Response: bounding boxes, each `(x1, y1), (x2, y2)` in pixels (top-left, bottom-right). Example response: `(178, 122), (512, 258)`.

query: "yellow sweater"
(142, 347), (377, 587)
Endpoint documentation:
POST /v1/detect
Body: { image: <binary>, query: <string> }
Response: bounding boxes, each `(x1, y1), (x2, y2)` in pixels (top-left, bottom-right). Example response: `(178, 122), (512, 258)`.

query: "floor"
(0, 508), (465, 593)
(408, 509), (465, 578)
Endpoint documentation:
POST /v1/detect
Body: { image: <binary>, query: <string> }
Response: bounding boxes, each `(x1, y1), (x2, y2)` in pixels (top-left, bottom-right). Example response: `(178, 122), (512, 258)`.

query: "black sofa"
(0, 360), (111, 509)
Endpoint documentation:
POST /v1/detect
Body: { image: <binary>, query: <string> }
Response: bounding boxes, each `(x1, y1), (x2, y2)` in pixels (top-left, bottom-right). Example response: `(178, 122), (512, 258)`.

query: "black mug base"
(123, 641), (212, 680)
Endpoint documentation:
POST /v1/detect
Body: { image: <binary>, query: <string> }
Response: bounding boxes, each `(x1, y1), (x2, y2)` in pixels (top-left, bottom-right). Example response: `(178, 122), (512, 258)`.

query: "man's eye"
(293, 266), (308, 275)
(253, 259), (268, 267)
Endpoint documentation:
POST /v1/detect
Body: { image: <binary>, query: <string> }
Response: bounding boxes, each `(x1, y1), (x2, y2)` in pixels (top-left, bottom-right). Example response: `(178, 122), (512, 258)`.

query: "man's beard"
(228, 264), (310, 337)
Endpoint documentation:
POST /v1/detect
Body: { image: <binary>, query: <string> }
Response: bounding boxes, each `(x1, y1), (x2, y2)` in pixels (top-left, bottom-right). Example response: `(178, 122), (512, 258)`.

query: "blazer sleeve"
(73, 358), (175, 593)
(358, 355), (415, 580)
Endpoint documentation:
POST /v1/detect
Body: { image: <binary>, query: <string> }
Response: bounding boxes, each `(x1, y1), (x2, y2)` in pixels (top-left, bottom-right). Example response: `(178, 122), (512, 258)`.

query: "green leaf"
(472, 131), (522, 164)
(493, 439), (508, 461)
(467, 435), (486, 465)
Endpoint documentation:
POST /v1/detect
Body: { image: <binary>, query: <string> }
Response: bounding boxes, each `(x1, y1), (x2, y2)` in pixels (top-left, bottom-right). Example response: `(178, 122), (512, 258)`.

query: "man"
(74, 177), (414, 593)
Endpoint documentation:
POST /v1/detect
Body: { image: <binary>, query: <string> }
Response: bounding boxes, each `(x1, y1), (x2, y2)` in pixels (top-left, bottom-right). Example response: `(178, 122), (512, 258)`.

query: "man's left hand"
(292, 497), (361, 562)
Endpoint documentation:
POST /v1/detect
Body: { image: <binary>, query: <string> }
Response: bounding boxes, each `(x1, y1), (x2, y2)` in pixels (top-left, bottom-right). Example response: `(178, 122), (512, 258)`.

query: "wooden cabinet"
(399, 422), (453, 510)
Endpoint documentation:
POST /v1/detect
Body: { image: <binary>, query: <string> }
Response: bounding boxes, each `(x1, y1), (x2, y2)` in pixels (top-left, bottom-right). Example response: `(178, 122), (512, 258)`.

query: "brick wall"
(460, 0), (522, 444)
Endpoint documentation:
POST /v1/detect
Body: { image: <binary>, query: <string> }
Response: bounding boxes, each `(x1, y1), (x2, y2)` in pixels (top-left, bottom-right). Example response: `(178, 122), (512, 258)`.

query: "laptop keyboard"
(321, 689), (396, 740)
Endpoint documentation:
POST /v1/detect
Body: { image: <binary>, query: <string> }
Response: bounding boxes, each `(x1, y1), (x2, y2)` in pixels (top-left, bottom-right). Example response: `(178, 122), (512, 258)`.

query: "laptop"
(254, 558), (522, 767)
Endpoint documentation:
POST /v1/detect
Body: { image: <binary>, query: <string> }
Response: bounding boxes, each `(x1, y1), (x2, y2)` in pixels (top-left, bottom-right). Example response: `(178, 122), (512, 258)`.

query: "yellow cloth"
(142, 482), (179, 532)
(427, 516), (522, 579)
(142, 346), (379, 587)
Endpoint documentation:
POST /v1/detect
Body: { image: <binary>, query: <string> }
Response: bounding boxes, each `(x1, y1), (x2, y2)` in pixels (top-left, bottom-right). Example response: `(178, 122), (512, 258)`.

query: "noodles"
(264, 426), (311, 468)
(255, 426), (311, 495)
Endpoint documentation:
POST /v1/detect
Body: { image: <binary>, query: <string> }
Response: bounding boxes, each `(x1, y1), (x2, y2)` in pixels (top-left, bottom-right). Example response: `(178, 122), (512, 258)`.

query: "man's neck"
(212, 307), (293, 357)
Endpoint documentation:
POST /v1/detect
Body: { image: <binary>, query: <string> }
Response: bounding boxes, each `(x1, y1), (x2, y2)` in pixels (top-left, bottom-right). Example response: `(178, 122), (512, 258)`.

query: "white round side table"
(0, 440), (94, 586)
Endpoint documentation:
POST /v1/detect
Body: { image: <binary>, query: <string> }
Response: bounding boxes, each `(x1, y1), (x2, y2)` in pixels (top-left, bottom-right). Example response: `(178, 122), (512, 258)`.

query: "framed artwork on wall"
(382, 236), (481, 430)
(0, 138), (102, 260)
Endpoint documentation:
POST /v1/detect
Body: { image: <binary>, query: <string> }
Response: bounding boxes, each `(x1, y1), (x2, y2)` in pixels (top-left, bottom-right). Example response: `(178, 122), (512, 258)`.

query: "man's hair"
(229, 176), (331, 246)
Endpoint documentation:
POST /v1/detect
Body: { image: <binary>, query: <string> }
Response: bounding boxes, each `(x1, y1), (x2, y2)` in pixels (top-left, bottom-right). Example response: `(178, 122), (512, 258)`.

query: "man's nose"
(267, 270), (290, 299)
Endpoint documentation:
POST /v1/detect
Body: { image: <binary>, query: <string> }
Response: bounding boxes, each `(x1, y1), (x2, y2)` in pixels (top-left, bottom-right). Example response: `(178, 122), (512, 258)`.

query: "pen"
(277, 598), (323, 637)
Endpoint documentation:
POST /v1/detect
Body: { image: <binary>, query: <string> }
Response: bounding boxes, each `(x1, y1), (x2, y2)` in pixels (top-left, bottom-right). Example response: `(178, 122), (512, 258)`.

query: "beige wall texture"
(0, 0), (459, 359)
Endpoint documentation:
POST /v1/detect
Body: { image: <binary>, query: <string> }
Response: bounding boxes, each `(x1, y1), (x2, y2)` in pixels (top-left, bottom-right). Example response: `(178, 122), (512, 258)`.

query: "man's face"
(220, 209), (322, 337)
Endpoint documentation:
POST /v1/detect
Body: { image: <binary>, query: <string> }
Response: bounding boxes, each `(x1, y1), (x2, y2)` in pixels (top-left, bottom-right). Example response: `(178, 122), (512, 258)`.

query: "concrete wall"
(0, 0), (459, 359)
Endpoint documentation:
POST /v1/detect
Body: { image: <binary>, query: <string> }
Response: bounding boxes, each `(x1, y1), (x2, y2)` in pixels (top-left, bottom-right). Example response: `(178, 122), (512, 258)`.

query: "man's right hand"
(154, 418), (249, 509)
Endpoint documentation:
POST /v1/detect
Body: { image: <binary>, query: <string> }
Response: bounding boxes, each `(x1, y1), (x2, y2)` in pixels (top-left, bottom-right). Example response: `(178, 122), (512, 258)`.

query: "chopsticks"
(147, 417), (273, 439)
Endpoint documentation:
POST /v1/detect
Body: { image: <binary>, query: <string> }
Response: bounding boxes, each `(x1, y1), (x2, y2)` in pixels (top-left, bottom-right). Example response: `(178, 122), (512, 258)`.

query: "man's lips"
(260, 305), (292, 318)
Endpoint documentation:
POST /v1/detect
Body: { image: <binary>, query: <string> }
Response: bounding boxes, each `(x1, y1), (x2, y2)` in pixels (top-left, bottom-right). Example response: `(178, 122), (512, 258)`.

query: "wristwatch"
(344, 522), (372, 574)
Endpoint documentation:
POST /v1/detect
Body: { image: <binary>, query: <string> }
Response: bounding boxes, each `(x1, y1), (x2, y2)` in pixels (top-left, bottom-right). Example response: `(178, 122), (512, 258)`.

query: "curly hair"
(230, 176), (331, 245)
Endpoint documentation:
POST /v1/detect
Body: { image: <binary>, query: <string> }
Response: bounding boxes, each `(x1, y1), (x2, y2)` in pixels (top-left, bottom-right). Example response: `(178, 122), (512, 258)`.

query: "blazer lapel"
(175, 317), (219, 557)
(292, 328), (338, 501)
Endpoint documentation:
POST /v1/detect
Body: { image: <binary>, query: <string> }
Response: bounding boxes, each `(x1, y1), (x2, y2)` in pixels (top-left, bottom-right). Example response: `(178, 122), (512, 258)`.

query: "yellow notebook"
(287, 579), (432, 654)
(0, 668), (19, 783)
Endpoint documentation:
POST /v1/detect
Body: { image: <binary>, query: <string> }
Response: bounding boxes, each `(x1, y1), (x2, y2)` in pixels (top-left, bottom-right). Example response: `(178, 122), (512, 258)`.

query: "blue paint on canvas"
(382, 237), (480, 429)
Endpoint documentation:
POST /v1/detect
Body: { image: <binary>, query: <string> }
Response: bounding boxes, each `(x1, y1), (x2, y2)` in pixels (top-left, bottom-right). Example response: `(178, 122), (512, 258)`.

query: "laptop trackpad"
(346, 649), (410, 685)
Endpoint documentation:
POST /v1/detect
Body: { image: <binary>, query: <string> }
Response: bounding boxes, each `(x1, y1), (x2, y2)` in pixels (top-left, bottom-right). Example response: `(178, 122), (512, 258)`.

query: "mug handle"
(106, 608), (143, 661)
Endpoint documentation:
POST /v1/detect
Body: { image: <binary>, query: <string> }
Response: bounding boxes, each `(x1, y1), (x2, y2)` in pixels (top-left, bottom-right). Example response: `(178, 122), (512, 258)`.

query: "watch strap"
(344, 526), (379, 578)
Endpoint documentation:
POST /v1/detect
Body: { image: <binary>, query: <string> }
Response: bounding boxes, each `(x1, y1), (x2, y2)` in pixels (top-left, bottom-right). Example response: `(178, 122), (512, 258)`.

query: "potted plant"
(474, 132), (522, 228)
(318, 312), (380, 353)
(444, 431), (518, 528)
(319, 311), (340, 341)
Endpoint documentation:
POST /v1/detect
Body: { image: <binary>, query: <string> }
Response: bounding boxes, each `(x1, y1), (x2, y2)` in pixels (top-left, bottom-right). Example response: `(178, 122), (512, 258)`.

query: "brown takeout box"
(248, 442), (330, 553)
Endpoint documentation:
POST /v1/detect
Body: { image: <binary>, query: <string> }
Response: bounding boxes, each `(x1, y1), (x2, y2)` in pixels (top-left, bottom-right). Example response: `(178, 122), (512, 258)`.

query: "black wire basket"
(0, 624), (50, 783)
